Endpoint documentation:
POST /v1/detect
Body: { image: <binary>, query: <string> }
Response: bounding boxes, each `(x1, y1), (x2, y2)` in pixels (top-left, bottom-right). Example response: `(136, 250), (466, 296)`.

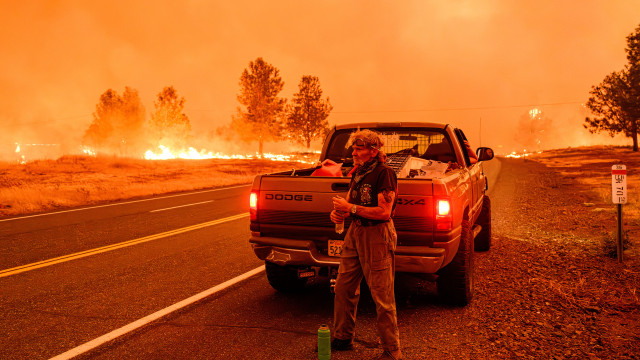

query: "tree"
(584, 70), (638, 151)
(285, 75), (332, 149)
(585, 24), (640, 151)
(83, 87), (145, 155)
(232, 57), (286, 155)
(121, 87), (145, 139)
(83, 89), (118, 149)
(149, 86), (191, 149)
(625, 24), (640, 150)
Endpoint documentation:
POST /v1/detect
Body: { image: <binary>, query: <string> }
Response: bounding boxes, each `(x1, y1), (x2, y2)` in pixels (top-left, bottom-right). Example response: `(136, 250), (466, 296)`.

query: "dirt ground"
(463, 147), (639, 359)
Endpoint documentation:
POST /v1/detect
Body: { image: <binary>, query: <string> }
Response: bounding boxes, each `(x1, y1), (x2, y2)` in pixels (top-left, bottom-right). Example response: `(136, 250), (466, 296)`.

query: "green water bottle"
(318, 324), (331, 360)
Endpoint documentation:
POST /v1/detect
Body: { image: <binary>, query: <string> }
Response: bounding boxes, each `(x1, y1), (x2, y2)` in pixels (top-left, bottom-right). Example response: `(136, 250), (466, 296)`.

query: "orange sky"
(0, 0), (638, 157)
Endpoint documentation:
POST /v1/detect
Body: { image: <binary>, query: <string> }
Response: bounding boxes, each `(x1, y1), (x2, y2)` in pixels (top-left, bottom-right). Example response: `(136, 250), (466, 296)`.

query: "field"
(527, 145), (638, 262)
(529, 146), (638, 226)
(1, 145), (637, 221)
(0, 155), (310, 217)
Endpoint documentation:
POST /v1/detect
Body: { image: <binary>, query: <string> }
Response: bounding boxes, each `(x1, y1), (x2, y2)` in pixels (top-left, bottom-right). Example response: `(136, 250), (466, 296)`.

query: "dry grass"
(0, 155), (308, 217)
(529, 145), (640, 260)
(531, 145), (638, 217)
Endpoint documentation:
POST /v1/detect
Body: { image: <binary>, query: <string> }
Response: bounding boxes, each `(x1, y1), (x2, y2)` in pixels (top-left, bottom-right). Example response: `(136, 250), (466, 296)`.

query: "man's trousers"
(333, 220), (400, 352)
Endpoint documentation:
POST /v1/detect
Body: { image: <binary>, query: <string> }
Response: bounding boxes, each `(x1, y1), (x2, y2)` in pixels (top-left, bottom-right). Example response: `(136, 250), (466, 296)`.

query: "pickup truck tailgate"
(256, 176), (349, 234)
(253, 175), (436, 244)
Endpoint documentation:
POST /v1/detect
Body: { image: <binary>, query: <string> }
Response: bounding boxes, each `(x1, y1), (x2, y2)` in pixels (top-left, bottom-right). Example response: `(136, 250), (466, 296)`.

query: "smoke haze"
(0, 0), (637, 160)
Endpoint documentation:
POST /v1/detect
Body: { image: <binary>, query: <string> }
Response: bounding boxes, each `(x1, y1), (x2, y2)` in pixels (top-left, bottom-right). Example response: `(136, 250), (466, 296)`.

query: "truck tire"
(265, 261), (308, 292)
(474, 195), (492, 252)
(437, 219), (473, 306)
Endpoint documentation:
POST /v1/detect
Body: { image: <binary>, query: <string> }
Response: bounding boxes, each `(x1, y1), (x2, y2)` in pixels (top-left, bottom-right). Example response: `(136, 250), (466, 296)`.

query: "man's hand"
(332, 196), (352, 213)
(330, 210), (349, 224)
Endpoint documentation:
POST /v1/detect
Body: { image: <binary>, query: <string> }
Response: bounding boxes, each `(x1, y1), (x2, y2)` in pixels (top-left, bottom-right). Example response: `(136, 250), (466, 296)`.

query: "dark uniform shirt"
(348, 163), (398, 223)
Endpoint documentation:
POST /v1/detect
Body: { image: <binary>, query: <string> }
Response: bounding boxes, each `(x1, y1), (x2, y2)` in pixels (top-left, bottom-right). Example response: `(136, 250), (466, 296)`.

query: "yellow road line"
(0, 213), (249, 278)
(0, 185), (251, 223)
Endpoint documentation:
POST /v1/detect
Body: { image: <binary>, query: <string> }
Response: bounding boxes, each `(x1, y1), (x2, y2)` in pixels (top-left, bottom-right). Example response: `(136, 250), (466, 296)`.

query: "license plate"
(328, 240), (344, 257)
(298, 270), (315, 278)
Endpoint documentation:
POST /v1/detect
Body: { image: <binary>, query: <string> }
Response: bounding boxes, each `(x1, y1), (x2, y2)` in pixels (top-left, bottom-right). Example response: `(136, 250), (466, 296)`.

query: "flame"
(143, 145), (318, 163)
(15, 144), (25, 164)
(529, 108), (542, 118)
(505, 151), (524, 159)
(82, 147), (97, 156)
(505, 150), (543, 159)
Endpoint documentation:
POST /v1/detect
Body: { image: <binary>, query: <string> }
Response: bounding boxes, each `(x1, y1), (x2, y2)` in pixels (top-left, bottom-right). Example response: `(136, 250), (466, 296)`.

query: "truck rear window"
(325, 128), (454, 164)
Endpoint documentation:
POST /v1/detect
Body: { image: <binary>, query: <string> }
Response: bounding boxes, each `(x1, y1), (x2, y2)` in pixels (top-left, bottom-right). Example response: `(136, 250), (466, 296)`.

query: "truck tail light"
(437, 200), (450, 216)
(435, 199), (452, 231)
(249, 191), (258, 221)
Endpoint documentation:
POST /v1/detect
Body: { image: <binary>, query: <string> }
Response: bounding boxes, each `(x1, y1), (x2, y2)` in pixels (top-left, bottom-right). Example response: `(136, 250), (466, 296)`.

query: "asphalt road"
(1, 160), (501, 360)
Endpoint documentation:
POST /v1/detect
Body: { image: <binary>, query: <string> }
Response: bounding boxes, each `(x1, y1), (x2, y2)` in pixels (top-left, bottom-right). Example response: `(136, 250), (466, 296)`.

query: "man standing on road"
(330, 129), (402, 360)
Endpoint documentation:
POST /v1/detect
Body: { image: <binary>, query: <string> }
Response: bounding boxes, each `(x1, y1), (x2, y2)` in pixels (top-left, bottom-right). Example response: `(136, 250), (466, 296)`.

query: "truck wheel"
(437, 219), (473, 306)
(265, 261), (308, 292)
(474, 195), (492, 252)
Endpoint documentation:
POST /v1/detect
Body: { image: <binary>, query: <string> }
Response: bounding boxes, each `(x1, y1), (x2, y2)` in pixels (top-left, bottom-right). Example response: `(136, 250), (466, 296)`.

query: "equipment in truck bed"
(385, 153), (436, 178)
(385, 153), (413, 177)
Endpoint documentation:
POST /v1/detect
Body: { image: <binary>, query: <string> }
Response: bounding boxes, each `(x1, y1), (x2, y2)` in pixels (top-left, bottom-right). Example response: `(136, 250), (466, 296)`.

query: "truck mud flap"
(471, 224), (482, 239)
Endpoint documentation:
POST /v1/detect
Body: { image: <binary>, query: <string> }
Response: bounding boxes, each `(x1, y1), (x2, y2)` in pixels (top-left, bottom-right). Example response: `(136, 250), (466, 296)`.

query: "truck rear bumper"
(250, 237), (341, 267)
(250, 236), (449, 274)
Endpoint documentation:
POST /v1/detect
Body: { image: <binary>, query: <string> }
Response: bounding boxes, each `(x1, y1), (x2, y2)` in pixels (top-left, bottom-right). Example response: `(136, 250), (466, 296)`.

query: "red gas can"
(311, 159), (343, 177)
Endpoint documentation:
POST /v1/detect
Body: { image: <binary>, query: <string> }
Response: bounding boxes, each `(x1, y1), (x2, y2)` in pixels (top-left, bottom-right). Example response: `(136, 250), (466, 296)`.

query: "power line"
(331, 101), (585, 114)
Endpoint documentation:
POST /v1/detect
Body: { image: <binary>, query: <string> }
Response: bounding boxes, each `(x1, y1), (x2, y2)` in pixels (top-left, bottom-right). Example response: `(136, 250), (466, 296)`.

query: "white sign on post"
(612, 164), (627, 204)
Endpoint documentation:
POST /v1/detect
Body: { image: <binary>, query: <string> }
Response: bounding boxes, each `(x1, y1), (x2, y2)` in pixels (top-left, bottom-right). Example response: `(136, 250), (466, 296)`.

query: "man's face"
(351, 140), (378, 165)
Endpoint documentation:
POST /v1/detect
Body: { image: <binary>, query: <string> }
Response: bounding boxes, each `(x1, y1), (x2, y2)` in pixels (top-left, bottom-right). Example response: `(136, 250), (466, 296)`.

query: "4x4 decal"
(397, 198), (425, 206)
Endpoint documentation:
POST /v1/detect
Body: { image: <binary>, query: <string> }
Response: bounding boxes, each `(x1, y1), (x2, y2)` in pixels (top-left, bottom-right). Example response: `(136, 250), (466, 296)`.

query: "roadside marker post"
(612, 164), (627, 263)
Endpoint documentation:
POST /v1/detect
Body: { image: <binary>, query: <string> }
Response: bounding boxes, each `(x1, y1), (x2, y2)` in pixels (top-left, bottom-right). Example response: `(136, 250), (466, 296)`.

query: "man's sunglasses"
(352, 138), (379, 149)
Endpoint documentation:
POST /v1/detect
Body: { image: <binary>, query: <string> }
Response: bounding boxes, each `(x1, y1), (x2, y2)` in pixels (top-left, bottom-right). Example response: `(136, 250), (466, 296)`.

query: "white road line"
(48, 265), (266, 360)
(0, 184), (250, 223)
(150, 200), (214, 213)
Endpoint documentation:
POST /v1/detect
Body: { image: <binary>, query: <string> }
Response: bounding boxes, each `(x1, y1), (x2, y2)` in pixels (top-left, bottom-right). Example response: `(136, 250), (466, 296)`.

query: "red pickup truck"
(249, 122), (494, 305)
